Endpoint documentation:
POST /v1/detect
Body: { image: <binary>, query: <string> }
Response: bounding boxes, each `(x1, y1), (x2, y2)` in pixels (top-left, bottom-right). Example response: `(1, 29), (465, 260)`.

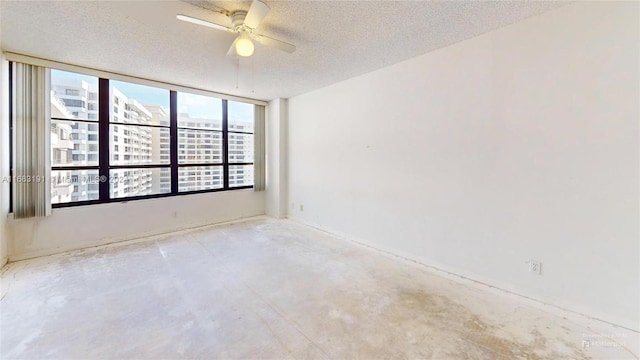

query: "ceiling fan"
(177, 0), (296, 57)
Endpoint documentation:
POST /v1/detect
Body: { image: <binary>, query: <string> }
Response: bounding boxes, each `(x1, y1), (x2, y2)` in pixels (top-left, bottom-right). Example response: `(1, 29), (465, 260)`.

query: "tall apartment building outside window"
(177, 92), (223, 191)
(50, 70), (99, 204)
(109, 80), (171, 199)
(228, 101), (255, 187)
(46, 68), (256, 207)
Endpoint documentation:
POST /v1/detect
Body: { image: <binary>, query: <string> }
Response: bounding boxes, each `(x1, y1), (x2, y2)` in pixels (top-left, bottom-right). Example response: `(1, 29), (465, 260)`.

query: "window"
(108, 80), (171, 199)
(177, 92), (224, 191)
(63, 99), (85, 108)
(14, 63), (259, 208)
(228, 101), (255, 187)
(50, 69), (100, 204)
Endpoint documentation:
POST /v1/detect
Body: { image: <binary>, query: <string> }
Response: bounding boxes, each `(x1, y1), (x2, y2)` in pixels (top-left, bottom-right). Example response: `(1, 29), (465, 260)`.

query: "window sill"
(51, 185), (254, 209)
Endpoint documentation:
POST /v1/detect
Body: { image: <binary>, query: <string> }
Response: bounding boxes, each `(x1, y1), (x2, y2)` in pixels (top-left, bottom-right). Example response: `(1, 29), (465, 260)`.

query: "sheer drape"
(12, 63), (51, 218)
(253, 105), (266, 191)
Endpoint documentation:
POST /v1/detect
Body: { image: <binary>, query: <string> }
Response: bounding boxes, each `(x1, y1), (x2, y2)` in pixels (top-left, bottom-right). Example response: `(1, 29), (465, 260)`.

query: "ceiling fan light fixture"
(235, 32), (255, 57)
(177, 0), (296, 57)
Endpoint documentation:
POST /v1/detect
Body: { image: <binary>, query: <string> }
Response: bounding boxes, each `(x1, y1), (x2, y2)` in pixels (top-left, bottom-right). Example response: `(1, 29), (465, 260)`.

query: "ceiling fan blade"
(176, 14), (234, 33)
(226, 35), (240, 57)
(253, 34), (296, 54)
(244, 0), (270, 29)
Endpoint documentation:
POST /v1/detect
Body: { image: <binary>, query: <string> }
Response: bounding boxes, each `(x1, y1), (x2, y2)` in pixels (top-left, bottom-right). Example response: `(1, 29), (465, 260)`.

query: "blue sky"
(52, 69), (253, 121)
(52, 69), (96, 86)
(112, 80), (169, 109)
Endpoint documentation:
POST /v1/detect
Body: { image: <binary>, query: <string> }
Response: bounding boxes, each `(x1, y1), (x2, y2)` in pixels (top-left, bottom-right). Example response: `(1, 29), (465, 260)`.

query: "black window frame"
(175, 94), (226, 193)
(9, 64), (255, 210)
(227, 101), (255, 188)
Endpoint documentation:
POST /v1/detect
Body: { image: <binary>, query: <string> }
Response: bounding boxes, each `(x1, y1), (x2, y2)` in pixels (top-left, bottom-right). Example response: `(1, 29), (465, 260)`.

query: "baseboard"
(286, 215), (640, 334)
(7, 214), (270, 263)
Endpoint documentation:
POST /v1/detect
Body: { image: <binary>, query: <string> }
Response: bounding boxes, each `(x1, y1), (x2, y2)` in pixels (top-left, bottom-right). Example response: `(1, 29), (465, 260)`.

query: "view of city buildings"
(50, 70), (254, 204)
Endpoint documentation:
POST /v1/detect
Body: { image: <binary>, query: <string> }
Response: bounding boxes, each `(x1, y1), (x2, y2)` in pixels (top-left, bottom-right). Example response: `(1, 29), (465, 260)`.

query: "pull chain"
(251, 56), (255, 94)
(235, 57), (240, 89)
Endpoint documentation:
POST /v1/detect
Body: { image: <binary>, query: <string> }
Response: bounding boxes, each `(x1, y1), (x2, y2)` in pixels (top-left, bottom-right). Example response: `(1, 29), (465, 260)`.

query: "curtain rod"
(3, 52), (269, 106)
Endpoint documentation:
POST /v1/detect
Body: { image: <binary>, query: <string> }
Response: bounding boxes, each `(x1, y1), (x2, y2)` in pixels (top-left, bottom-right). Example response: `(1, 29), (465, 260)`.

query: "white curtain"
(12, 63), (51, 218)
(253, 105), (265, 191)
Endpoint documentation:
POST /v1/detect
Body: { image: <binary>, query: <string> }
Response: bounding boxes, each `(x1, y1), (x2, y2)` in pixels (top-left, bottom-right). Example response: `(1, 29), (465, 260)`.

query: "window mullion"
(8, 62), (14, 213)
(222, 99), (229, 189)
(98, 78), (110, 202)
(170, 91), (178, 195)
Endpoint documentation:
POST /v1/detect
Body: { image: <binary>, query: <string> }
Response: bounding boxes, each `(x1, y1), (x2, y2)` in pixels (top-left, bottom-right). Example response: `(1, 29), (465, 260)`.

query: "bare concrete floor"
(1, 218), (638, 359)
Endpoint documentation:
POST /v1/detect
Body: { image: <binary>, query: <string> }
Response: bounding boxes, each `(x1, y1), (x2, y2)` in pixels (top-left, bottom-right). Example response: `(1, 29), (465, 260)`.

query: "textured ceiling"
(0, 1), (566, 101)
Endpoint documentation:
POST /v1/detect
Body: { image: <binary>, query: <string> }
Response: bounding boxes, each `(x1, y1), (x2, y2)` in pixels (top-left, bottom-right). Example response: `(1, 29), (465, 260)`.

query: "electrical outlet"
(300, 204), (304, 211)
(527, 260), (542, 275)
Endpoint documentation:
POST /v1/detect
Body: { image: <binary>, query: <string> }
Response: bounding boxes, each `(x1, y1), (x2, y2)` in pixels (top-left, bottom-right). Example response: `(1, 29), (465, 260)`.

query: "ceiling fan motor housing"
(230, 11), (249, 31)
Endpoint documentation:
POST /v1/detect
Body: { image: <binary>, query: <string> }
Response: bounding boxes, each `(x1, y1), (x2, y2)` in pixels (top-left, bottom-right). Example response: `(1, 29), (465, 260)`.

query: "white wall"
(287, 2), (639, 330)
(266, 98), (288, 218)
(8, 189), (265, 261)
